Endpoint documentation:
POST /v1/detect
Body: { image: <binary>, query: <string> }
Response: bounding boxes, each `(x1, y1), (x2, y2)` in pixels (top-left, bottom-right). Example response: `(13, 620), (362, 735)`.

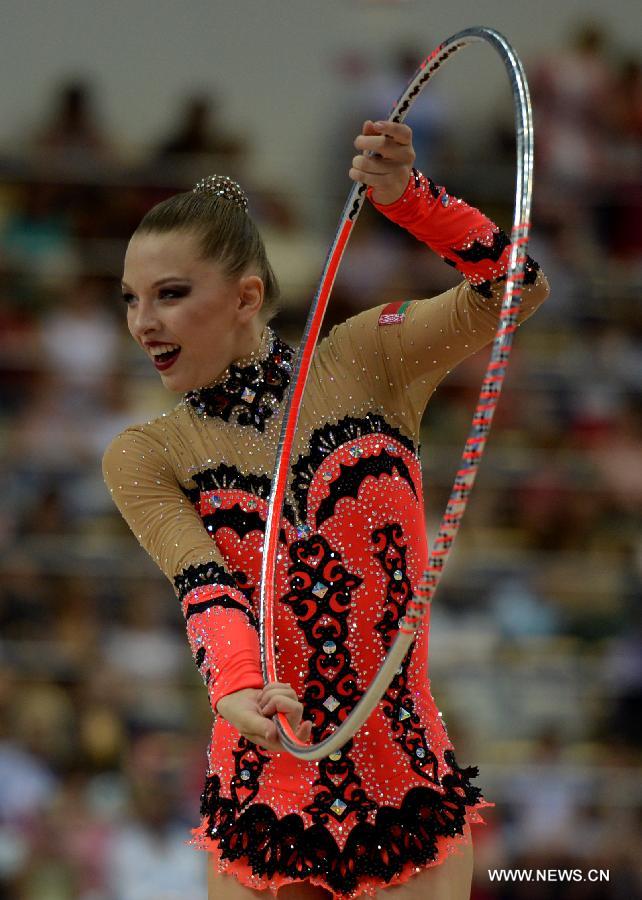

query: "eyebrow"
(120, 276), (191, 290)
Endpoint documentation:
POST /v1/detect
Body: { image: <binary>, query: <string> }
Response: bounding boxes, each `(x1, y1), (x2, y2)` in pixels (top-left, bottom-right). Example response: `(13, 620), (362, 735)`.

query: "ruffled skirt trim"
(185, 748), (494, 898)
(188, 800), (493, 898)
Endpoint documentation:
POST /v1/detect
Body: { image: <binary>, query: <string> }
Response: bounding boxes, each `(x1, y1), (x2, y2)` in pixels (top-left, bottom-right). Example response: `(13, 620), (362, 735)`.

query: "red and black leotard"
(103, 170), (549, 898)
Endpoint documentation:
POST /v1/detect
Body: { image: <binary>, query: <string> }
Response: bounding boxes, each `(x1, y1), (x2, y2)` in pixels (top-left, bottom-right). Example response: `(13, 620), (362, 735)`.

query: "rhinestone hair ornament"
(192, 174), (249, 212)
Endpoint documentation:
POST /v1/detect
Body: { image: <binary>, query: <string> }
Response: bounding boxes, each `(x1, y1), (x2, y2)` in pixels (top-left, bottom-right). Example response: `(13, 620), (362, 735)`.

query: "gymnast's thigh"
(207, 855), (332, 899)
(374, 820), (474, 900)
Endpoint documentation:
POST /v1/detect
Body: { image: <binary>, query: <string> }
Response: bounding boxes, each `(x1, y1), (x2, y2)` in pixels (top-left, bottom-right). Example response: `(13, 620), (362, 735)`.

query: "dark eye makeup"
(160, 286), (190, 298)
(120, 286), (191, 304)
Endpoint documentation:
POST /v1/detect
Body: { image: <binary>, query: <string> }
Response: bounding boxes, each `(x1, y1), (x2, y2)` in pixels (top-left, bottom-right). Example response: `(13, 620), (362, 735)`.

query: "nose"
(129, 297), (161, 340)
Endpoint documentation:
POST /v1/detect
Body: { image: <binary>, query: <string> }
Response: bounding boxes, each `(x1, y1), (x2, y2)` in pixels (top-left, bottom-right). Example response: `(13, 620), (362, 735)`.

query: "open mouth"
(152, 347), (181, 370)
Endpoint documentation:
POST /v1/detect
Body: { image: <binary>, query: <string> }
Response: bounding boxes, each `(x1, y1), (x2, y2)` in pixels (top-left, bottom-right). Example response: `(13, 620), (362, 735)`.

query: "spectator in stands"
(30, 78), (119, 166)
(154, 93), (247, 175)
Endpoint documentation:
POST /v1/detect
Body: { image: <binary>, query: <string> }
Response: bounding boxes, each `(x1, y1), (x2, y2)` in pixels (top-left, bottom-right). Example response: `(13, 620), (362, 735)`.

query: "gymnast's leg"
(374, 820), (474, 899)
(207, 854), (332, 899)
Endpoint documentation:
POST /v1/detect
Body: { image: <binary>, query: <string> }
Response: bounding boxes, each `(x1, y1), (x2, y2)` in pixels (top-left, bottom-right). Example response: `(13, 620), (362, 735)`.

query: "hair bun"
(192, 174), (249, 212)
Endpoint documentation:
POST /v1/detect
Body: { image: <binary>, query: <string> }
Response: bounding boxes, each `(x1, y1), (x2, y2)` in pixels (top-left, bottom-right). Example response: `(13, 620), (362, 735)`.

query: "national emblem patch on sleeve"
(378, 299), (411, 325)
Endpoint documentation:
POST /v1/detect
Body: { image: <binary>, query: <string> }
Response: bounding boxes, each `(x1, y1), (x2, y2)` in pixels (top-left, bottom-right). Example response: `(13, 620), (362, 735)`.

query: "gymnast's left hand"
(350, 120), (415, 205)
(257, 682), (314, 750)
(217, 684), (313, 753)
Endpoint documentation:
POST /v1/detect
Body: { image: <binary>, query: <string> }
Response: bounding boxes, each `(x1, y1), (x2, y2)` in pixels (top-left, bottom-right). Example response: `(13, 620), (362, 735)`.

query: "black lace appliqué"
(443, 236), (541, 299)
(314, 450), (419, 532)
(291, 413), (417, 525)
(186, 588), (259, 631)
(182, 462), (296, 526)
(470, 254), (540, 299)
(371, 523), (440, 782)
(198, 746), (485, 896)
(229, 569), (256, 610)
(451, 228), (511, 264)
(184, 332), (294, 433)
(185, 463), (271, 503)
(230, 736), (272, 810)
(281, 534), (379, 828)
(175, 562), (259, 631)
(411, 166), (441, 200)
(206, 504), (267, 540)
(174, 560), (238, 601)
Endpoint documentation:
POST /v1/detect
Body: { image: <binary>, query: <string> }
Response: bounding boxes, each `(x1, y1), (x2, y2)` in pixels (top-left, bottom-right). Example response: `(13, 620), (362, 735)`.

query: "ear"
(237, 274), (264, 322)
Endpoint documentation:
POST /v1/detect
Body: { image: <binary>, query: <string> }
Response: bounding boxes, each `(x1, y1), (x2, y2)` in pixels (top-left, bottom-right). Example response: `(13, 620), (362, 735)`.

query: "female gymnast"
(103, 120), (550, 899)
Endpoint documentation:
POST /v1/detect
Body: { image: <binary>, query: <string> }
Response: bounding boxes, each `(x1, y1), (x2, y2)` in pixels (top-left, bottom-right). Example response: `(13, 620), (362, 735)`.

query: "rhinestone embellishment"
(330, 798), (348, 816)
(192, 174), (249, 211)
(323, 640), (337, 654)
(323, 695), (340, 712)
(312, 582), (328, 598)
(183, 327), (294, 433)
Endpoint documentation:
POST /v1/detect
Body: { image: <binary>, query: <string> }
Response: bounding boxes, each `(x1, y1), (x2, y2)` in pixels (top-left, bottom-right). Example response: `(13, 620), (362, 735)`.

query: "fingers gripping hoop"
(259, 27), (534, 760)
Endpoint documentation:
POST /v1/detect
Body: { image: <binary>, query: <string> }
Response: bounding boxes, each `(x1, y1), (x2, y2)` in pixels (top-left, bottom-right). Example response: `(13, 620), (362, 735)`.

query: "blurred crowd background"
(0, 4), (641, 899)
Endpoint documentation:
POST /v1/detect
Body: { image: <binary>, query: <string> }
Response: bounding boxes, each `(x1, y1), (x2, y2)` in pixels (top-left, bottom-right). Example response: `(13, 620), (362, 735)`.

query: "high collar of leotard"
(183, 324), (295, 433)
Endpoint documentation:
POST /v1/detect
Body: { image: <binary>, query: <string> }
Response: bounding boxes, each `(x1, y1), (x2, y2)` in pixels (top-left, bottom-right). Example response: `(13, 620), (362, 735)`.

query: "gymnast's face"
(121, 230), (264, 392)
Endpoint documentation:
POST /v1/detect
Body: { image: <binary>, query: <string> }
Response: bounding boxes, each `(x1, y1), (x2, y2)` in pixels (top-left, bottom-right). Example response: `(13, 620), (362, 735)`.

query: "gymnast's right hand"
(216, 683), (313, 752)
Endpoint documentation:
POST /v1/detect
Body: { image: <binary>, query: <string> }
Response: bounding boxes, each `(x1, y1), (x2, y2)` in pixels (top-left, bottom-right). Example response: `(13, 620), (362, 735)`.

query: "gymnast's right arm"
(102, 425), (312, 750)
(101, 425), (265, 715)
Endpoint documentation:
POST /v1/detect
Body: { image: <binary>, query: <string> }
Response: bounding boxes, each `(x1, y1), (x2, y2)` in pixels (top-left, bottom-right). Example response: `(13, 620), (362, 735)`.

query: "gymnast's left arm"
(352, 119), (549, 306)
(346, 119), (550, 433)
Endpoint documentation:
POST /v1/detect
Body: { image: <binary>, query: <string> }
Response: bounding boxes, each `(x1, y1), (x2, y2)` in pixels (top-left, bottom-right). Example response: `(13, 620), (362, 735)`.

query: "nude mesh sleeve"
(102, 426), (263, 713)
